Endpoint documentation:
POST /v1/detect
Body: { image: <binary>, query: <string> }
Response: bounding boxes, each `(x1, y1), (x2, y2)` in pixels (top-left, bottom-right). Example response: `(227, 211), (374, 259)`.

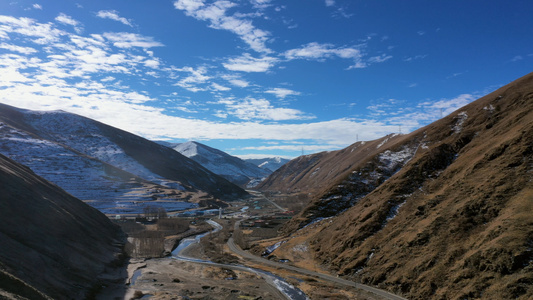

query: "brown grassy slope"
(257, 134), (405, 202)
(0, 153), (125, 299)
(296, 72), (533, 299)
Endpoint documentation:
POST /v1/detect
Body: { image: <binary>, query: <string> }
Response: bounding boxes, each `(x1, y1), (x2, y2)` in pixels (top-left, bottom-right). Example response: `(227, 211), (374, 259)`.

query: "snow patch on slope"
(452, 111), (468, 133)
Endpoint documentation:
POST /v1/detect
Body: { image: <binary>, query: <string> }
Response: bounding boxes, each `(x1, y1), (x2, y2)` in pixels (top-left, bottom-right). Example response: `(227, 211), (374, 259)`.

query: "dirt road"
(227, 237), (407, 300)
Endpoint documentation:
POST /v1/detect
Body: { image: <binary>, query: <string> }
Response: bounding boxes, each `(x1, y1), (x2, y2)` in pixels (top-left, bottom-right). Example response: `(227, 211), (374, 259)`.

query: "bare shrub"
(156, 218), (189, 234)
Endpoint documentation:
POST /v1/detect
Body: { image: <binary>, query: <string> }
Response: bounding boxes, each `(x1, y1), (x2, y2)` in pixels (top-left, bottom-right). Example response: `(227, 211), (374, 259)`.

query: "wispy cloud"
(325, 0), (335, 7)
(102, 32), (164, 48)
(32, 4), (43, 10)
(403, 54), (427, 62)
(284, 42), (391, 70)
(265, 87), (300, 99)
(0, 43), (37, 54)
(223, 53), (278, 72)
(211, 82), (231, 91)
(250, 0), (272, 9)
(222, 74), (250, 87)
(284, 42), (362, 61)
(96, 10), (133, 27)
(174, 66), (211, 92)
(217, 97), (313, 121)
(55, 13), (83, 34)
(367, 94), (478, 128)
(173, 0), (272, 53)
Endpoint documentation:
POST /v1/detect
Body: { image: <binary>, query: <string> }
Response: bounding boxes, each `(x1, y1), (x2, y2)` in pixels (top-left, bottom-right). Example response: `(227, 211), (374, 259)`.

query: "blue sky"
(0, 0), (531, 159)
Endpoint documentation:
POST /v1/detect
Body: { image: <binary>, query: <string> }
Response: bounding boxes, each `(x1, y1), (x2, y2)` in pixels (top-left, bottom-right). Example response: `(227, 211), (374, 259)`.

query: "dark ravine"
(0, 153), (126, 299)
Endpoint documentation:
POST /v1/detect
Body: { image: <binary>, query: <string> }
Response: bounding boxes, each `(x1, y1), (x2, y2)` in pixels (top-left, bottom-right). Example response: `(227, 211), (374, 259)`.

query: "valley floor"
(97, 192), (398, 300)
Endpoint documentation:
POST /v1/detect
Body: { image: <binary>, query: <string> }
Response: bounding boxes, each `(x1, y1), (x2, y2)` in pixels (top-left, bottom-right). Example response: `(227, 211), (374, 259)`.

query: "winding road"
(227, 230), (407, 300)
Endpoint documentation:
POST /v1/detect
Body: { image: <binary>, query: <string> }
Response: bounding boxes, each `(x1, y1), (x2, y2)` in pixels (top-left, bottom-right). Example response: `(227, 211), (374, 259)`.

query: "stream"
(171, 220), (309, 300)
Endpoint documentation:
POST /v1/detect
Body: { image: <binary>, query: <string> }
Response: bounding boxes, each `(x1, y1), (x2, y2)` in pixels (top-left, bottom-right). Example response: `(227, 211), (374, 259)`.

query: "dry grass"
(261, 72), (533, 299)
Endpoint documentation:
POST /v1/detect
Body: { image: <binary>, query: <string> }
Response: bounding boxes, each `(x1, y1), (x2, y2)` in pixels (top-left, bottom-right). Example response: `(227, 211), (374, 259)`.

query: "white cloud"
(55, 13), (79, 27)
(174, 66), (211, 92)
(325, 0), (335, 7)
(32, 4), (43, 10)
(368, 94), (478, 128)
(284, 42), (391, 69)
(0, 43), (38, 54)
(223, 53), (277, 72)
(55, 13), (83, 33)
(368, 54), (392, 63)
(173, 0), (272, 53)
(211, 82), (231, 91)
(96, 10), (133, 27)
(403, 54), (427, 62)
(174, 0), (205, 11)
(144, 58), (161, 68)
(101, 76), (115, 82)
(250, 0), (272, 9)
(284, 42), (362, 61)
(239, 144), (338, 153)
(265, 87), (300, 99)
(219, 97), (312, 121)
(103, 32), (164, 48)
(0, 15), (66, 44)
(222, 74), (250, 87)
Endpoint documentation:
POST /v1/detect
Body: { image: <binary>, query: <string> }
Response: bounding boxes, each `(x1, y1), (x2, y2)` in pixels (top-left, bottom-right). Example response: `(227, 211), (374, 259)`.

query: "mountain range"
(256, 72), (533, 299)
(1, 70), (532, 299)
(245, 157), (290, 173)
(0, 103), (247, 215)
(167, 141), (272, 187)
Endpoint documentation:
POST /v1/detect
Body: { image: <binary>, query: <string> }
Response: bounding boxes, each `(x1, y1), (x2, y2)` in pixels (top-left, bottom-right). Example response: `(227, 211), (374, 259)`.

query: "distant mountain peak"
(172, 141), (271, 187)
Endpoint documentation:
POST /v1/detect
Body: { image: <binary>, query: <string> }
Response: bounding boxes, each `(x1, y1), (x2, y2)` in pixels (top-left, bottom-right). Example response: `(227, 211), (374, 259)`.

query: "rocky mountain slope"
(0, 104), (247, 214)
(257, 133), (405, 212)
(263, 72), (533, 299)
(0, 153), (124, 299)
(245, 157), (290, 173)
(172, 141), (270, 187)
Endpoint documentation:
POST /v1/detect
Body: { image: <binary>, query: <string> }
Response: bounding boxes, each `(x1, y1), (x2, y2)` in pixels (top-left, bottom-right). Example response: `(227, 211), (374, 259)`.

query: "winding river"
(172, 220), (309, 300)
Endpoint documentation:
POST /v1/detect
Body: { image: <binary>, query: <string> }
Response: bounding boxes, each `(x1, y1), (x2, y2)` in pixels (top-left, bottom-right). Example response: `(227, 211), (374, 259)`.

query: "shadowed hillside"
(263, 72), (533, 299)
(0, 153), (125, 299)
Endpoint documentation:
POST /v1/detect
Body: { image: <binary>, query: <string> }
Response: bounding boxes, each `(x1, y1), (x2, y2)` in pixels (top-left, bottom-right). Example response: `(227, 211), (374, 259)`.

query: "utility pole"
(399, 125), (402, 134)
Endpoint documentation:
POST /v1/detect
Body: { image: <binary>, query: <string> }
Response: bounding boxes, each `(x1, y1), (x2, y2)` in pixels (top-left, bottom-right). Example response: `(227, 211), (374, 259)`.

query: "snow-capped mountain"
(170, 141), (271, 187)
(244, 157), (290, 173)
(0, 103), (247, 214)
